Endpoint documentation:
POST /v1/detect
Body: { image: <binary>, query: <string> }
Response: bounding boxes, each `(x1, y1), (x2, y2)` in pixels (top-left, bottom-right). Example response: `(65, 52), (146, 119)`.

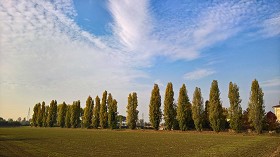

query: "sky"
(0, 0), (279, 121)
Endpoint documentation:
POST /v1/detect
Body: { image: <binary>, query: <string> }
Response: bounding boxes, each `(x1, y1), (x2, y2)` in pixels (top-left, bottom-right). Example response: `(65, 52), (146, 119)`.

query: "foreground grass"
(0, 127), (279, 157)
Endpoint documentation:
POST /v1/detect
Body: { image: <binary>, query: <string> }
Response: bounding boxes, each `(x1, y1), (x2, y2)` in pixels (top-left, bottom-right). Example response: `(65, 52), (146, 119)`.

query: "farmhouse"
(272, 103), (280, 122)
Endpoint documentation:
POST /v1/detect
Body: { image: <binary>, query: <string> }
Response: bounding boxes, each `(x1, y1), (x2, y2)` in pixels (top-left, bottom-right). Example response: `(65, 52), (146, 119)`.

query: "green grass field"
(0, 127), (279, 157)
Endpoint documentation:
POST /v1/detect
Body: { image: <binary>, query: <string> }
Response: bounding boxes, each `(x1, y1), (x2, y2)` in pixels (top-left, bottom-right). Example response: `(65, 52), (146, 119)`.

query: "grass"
(0, 127), (280, 157)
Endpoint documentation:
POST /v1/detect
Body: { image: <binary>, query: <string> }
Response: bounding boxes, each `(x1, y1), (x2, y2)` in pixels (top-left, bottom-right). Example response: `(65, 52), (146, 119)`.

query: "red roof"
(273, 105), (280, 108)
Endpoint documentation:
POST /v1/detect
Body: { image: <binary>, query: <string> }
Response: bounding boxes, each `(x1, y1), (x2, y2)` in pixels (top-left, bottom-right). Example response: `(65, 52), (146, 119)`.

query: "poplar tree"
(100, 91), (108, 129)
(176, 84), (191, 131)
(228, 82), (242, 132)
(70, 101), (81, 128)
(43, 105), (49, 127)
(65, 105), (71, 128)
(58, 102), (67, 128)
(248, 79), (265, 134)
(92, 96), (100, 128)
(83, 96), (94, 128)
(107, 93), (113, 128)
(164, 82), (175, 130)
(111, 99), (118, 129)
(209, 80), (224, 132)
(41, 102), (46, 127)
(149, 84), (162, 130)
(126, 92), (139, 129)
(32, 103), (40, 127)
(108, 94), (118, 129)
(192, 87), (204, 131)
(47, 100), (57, 127)
(37, 103), (43, 127)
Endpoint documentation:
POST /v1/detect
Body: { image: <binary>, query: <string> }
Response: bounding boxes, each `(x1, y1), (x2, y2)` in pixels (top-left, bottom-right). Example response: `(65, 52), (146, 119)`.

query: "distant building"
(272, 103), (280, 122)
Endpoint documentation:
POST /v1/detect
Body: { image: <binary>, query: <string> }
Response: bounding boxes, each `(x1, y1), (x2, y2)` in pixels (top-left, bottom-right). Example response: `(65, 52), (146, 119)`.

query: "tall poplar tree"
(111, 99), (118, 129)
(92, 96), (100, 128)
(107, 93), (113, 128)
(126, 92), (139, 129)
(58, 102), (67, 128)
(47, 100), (57, 127)
(176, 84), (191, 131)
(228, 82), (242, 132)
(248, 79), (265, 134)
(70, 101), (81, 128)
(65, 105), (71, 128)
(192, 87), (204, 131)
(43, 105), (49, 127)
(149, 84), (162, 130)
(164, 82), (175, 130)
(108, 94), (118, 129)
(100, 91), (108, 129)
(41, 102), (46, 127)
(37, 103), (43, 127)
(209, 80), (224, 132)
(32, 103), (40, 127)
(83, 96), (94, 128)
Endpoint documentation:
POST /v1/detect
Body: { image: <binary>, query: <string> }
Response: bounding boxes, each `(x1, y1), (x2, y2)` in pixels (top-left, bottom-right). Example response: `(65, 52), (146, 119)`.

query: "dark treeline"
(31, 79), (279, 133)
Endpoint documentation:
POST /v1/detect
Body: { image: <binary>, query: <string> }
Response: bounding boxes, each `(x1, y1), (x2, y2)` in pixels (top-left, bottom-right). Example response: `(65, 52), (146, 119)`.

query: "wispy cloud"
(261, 78), (280, 87)
(260, 13), (280, 37)
(183, 69), (216, 80)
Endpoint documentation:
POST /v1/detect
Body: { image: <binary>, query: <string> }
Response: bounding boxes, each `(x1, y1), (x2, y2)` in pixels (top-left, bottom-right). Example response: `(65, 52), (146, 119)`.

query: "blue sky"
(0, 0), (279, 120)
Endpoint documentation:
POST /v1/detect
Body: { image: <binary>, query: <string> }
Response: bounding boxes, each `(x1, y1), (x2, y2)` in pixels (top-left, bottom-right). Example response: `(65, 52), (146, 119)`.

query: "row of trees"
(149, 79), (265, 133)
(32, 79), (268, 133)
(32, 91), (119, 129)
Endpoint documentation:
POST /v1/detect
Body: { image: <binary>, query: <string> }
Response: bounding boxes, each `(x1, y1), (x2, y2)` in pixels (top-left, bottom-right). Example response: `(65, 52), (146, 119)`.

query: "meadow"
(0, 127), (280, 157)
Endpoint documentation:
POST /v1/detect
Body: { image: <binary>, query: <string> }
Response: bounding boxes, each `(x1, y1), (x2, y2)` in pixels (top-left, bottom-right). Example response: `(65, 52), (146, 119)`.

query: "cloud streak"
(183, 69), (216, 80)
(261, 78), (280, 87)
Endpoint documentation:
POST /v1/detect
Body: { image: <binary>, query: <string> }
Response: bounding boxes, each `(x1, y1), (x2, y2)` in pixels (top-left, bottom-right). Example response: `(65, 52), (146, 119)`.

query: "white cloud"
(183, 69), (216, 80)
(260, 13), (280, 37)
(261, 78), (280, 87)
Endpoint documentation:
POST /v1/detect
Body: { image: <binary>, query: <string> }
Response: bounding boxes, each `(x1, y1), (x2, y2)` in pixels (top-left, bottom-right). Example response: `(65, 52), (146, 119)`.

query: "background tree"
(264, 111), (278, 131)
(176, 84), (191, 131)
(203, 100), (210, 129)
(248, 79), (265, 134)
(149, 84), (162, 130)
(70, 101), (81, 128)
(242, 108), (250, 130)
(117, 115), (126, 129)
(228, 82), (242, 132)
(209, 80), (224, 132)
(47, 100), (58, 127)
(83, 96), (94, 128)
(32, 103), (40, 127)
(92, 96), (100, 128)
(126, 92), (139, 129)
(57, 102), (67, 128)
(110, 99), (118, 129)
(100, 91), (108, 129)
(173, 104), (180, 130)
(65, 105), (71, 128)
(192, 87), (204, 131)
(164, 82), (175, 130)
